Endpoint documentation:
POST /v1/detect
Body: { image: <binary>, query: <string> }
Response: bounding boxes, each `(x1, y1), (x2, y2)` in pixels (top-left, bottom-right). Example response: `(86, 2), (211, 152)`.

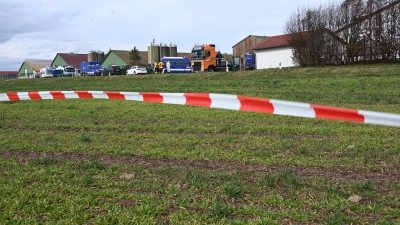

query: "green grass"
(0, 64), (400, 224)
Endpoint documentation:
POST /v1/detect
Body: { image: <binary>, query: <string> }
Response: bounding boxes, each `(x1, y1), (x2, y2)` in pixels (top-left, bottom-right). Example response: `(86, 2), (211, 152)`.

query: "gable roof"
(232, 35), (269, 48)
(56, 53), (88, 68)
(23, 59), (53, 72)
(252, 34), (291, 50)
(112, 50), (149, 65)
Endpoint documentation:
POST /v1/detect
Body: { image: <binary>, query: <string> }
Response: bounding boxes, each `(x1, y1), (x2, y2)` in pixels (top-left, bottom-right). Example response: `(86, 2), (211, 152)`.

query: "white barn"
(252, 34), (297, 69)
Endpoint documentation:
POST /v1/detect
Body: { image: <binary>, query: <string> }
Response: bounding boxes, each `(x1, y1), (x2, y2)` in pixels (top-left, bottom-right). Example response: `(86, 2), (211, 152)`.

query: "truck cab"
(63, 66), (76, 77)
(191, 44), (231, 72)
(57, 65), (76, 77)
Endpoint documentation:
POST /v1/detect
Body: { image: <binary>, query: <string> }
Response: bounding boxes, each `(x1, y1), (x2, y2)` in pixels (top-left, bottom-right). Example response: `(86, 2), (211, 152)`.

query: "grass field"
(1, 64), (400, 224)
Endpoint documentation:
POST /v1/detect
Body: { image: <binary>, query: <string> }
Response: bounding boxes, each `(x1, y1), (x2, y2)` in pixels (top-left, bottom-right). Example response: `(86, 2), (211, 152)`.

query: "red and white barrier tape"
(1, 91), (399, 127)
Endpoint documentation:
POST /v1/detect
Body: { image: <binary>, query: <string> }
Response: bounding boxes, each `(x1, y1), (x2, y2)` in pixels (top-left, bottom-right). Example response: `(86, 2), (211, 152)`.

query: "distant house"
(51, 53), (87, 69)
(252, 34), (297, 69)
(18, 59), (52, 78)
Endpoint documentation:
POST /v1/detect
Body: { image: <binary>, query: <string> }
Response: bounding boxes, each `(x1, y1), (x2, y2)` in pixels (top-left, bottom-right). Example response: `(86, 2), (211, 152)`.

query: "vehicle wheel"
(208, 66), (215, 72)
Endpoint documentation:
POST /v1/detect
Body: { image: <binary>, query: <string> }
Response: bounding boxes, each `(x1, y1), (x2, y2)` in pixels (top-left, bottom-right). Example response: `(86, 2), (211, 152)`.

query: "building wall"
(102, 51), (127, 68)
(255, 46), (296, 69)
(51, 55), (67, 67)
(232, 35), (269, 57)
(17, 62), (34, 78)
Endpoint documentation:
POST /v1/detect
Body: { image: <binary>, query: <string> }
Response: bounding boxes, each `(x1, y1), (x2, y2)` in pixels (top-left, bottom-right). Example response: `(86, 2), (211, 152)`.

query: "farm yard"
(1, 64), (400, 224)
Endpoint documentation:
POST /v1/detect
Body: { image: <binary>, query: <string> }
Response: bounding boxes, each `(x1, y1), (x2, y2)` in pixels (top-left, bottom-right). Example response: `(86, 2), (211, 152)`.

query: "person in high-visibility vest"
(158, 61), (164, 74)
(153, 60), (159, 74)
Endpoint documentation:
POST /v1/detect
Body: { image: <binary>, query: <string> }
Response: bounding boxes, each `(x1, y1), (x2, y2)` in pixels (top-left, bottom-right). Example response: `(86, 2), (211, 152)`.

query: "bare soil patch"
(1, 150), (399, 184)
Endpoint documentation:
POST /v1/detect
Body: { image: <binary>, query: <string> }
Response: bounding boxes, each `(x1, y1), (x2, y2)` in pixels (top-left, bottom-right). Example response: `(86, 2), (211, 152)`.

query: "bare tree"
(285, 6), (330, 66)
(284, 0), (400, 66)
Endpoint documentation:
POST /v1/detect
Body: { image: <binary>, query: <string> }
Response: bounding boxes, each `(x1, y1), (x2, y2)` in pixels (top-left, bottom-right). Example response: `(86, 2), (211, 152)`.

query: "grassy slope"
(0, 64), (399, 224)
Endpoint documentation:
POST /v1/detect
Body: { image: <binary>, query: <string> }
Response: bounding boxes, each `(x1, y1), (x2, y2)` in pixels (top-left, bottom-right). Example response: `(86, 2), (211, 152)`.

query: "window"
(176, 60), (184, 66)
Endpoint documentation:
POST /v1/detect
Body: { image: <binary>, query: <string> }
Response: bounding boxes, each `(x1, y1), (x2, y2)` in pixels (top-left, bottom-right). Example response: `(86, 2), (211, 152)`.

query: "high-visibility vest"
(159, 62), (164, 68)
(154, 62), (158, 68)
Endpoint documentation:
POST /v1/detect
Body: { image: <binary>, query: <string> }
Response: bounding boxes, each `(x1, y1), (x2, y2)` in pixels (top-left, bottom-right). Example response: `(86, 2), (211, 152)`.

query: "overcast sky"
(0, 0), (338, 71)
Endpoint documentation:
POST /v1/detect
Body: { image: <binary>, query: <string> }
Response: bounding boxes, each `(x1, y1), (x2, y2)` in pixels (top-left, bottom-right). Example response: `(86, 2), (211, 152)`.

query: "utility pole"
(151, 38), (155, 63)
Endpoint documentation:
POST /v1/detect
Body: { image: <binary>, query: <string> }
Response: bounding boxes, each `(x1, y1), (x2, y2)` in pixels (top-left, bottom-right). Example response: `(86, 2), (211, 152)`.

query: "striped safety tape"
(1, 91), (399, 127)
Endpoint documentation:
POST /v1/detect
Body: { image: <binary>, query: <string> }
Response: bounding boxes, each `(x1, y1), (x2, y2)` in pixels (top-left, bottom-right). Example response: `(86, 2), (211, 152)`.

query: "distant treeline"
(285, 0), (400, 66)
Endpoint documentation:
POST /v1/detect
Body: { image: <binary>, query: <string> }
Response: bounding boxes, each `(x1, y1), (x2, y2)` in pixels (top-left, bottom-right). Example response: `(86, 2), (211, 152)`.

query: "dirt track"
(1, 150), (399, 185)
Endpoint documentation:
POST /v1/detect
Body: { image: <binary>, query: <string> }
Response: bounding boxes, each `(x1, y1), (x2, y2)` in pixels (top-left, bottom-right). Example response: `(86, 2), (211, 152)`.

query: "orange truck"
(191, 44), (231, 72)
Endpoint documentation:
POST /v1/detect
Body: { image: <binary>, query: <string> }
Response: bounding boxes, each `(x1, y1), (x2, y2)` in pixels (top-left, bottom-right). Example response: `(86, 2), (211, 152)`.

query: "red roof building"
(0, 71), (18, 80)
(251, 34), (296, 69)
(51, 53), (88, 68)
(252, 34), (291, 50)
(0, 71), (18, 76)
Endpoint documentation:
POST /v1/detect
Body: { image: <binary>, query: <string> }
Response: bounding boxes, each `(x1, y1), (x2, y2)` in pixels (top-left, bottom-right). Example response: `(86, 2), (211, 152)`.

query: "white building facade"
(252, 34), (298, 69)
(255, 46), (295, 69)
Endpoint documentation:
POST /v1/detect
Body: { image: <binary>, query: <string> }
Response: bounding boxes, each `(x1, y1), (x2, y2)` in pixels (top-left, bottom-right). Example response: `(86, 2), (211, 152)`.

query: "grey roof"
(23, 59), (53, 71)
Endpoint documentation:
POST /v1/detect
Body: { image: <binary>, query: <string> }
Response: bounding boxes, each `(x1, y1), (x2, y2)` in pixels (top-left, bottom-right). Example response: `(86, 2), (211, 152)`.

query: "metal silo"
(98, 51), (105, 63)
(170, 44), (178, 57)
(148, 44), (160, 63)
(162, 44), (170, 58)
(88, 51), (96, 62)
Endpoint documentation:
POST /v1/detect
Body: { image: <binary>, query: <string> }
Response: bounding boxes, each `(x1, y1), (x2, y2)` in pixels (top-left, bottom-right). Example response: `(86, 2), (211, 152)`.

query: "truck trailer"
(245, 53), (256, 70)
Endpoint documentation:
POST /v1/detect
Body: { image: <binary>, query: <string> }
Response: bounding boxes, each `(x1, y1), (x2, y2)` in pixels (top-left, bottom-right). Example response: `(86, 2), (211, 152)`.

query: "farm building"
(17, 59), (52, 78)
(252, 34), (297, 69)
(232, 35), (269, 57)
(51, 53), (87, 69)
(102, 50), (149, 69)
(232, 35), (269, 70)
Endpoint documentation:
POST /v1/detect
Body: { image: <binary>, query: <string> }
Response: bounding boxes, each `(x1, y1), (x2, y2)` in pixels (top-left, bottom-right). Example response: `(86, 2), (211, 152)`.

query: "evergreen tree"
(129, 46), (141, 65)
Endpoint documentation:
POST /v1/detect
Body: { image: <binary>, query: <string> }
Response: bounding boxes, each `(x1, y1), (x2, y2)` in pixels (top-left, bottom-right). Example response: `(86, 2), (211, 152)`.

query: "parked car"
(94, 67), (104, 76)
(40, 71), (53, 78)
(126, 65), (147, 75)
(102, 65), (122, 76)
(81, 62), (103, 76)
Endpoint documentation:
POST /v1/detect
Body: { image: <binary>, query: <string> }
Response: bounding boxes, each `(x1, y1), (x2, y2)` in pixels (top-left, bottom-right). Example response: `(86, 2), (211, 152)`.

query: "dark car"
(102, 65), (122, 76)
